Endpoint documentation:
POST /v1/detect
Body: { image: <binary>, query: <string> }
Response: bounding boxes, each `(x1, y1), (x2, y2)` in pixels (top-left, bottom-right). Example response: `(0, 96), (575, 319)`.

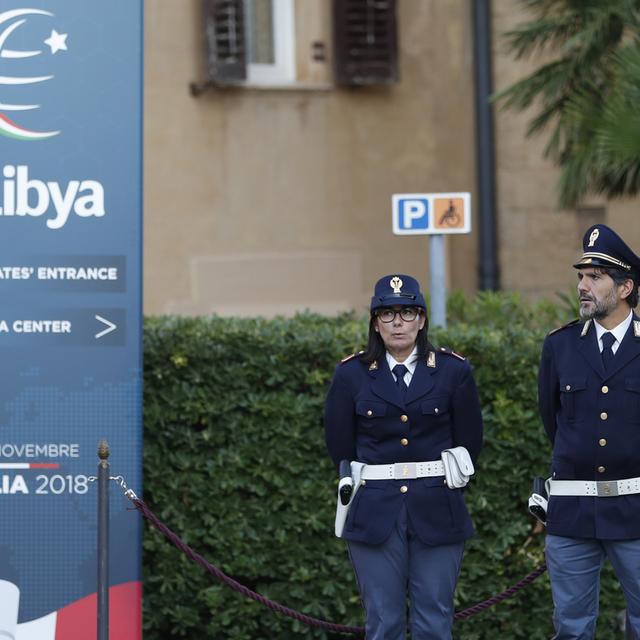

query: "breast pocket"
(421, 396), (451, 426)
(355, 400), (387, 428)
(624, 378), (640, 423)
(559, 377), (586, 421)
(421, 396), (450, 416)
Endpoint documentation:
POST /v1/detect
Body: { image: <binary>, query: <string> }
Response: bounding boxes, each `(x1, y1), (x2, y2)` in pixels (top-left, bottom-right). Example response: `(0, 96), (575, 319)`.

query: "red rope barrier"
(132, 498), (547, 635)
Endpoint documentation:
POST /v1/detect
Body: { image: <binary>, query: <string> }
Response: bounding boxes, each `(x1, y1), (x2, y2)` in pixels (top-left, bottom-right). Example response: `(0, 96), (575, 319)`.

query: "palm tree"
(495, 0), (640, 207)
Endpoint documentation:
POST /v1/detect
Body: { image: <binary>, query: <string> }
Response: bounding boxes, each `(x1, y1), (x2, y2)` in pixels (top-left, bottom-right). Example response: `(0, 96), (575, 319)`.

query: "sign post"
(0, 2), (143, 639)
(392, 193), (472, 328)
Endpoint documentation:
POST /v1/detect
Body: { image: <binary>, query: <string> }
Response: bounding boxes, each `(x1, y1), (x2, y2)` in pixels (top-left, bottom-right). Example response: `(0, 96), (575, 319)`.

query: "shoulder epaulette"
(547, 318), (580, 336)
(340, 350), (364, 364)
(438, 346), (465, 361)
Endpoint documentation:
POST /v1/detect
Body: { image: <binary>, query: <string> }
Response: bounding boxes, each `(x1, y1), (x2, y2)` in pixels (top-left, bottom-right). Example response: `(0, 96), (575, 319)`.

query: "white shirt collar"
(594, 309), (633, 353)
(386, 346), (419, 380)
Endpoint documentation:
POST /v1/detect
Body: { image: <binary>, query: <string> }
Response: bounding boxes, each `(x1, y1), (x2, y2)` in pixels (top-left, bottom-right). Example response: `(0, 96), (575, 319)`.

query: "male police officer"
(539, 224), (640, 639)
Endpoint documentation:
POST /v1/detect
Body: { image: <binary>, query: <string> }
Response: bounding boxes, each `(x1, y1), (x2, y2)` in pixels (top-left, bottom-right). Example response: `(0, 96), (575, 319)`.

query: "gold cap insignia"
(390, 276), (403, 293)
(588, 228), (600, 247)
(427, 351), (436, 368)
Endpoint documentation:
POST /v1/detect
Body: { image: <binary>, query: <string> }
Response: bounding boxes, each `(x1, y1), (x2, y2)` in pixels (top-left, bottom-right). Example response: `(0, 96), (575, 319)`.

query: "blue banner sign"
(0, 2), (142, 639)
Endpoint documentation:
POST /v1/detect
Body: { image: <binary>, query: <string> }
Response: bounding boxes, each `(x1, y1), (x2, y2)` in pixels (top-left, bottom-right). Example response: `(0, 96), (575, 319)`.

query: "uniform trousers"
(347, 502), (464, 640)
(546, 534), (640, 640)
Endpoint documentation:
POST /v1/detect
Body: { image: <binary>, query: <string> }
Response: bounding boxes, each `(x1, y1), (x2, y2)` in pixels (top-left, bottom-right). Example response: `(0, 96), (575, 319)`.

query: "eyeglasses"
(376, 307), (420, 323)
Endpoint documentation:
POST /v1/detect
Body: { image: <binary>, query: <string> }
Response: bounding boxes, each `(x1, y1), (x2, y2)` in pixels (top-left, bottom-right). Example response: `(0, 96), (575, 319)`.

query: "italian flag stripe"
(0, 112), (59, 140)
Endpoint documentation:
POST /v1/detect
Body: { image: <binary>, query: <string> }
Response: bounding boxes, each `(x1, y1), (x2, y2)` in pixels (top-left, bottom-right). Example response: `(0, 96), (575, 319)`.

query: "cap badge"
(588, 228), (600, 247)
(390, 276), (403, 293)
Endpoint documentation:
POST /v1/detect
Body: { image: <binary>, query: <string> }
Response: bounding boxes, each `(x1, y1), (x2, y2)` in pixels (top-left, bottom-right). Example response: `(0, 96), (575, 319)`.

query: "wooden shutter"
(333, 0), (399, 86)
(203, 0), (247, 84)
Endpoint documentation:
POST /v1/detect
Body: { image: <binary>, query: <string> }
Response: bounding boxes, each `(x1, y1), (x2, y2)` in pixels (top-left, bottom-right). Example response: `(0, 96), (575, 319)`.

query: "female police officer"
(324, 274), (483, 640)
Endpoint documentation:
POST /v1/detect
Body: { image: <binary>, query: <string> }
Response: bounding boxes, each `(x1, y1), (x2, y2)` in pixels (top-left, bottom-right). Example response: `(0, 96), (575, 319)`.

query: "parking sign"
(392, 192), (471, 235)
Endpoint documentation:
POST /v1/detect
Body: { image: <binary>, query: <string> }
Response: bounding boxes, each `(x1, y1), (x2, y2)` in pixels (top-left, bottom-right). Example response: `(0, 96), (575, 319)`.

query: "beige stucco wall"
(144, 0), (478, 317)
(144, 0), (638, 317)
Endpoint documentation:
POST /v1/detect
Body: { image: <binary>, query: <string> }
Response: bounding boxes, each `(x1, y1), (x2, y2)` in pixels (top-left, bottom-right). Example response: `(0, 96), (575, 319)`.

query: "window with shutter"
(333, 0), (399, 86)
(201, 0), (296, 88)
(203, 0), (247, 85)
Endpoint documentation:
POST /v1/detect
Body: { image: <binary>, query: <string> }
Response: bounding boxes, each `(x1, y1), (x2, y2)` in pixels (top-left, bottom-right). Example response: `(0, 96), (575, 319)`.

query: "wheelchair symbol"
(438, 200), (461, 227)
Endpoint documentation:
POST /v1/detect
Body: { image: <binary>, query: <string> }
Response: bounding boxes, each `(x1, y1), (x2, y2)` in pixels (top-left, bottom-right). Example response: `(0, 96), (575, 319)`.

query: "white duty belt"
(549, 477), (640, 497)
(361, 460), (444, 481)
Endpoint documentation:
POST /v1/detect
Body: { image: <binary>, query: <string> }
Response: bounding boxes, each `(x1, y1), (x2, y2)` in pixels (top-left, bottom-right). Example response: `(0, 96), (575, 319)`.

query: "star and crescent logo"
(0, 7), (68, 141)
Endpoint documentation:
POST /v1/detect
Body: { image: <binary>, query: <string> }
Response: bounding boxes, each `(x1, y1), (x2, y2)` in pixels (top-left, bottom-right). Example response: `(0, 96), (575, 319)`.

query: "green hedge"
(142, 293), (625, 639)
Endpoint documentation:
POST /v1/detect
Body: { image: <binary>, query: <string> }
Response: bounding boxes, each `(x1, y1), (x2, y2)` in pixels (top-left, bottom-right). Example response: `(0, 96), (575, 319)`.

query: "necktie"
(601, 332), (616, 371)
(393, 364), (408, 396)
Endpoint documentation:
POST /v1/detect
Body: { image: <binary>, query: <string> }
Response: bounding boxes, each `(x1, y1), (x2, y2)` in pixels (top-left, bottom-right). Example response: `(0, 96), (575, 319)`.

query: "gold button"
(434, 408), (439, 414)
(601, 386), (609, 394)
(598, 466), (606, 473)
(565, 384), (571, 391)
(400, 485), (408, 493)
(366, 410), (373, 417)
(599, 438), (607, 447)
(400, 415), (408, 423)
(600, 412), (608, 420)
(400, 438), (409, 446)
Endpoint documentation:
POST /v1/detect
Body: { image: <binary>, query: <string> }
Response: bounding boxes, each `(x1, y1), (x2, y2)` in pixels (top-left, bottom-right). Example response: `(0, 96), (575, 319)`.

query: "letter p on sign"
(393, 194), (430, 234)
(394, 197), (429, 233)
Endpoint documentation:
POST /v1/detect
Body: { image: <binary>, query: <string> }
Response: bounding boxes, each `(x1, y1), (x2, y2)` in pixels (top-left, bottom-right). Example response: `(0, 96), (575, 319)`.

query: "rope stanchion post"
(97, 440), (110, 640)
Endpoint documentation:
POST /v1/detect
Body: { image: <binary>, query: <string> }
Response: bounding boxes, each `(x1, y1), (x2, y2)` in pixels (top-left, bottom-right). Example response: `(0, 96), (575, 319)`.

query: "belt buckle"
(596, 480), (618, 497)
(393, 462), (417, 480)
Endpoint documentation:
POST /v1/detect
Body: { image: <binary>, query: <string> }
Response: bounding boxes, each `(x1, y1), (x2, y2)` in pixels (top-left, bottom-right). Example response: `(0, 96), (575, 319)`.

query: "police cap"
(370, 274), (426, 311)
(573, 224), (640, 275)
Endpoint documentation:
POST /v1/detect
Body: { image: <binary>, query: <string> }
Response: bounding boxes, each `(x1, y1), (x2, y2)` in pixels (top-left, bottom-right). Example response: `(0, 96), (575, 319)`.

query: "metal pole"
(97, 440), (110, 640)
(624, 610), (637, 639)
(472, 0), (500, 291)
(429, 235), (447, 328)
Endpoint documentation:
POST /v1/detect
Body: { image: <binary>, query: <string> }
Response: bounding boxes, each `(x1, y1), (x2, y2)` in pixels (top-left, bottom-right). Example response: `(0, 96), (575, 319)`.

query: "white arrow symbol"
(95, 315), (117, 339)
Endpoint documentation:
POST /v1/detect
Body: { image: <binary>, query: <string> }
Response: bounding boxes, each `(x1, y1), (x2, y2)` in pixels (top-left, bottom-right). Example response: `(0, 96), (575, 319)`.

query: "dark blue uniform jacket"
(324, 349), (483, 546)
(539, 316), (640, 539)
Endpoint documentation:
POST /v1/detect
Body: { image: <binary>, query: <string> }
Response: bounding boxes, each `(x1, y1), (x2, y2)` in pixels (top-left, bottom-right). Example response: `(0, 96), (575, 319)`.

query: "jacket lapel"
(369, 359), (405, 410)
(577, 320), (606, 379)
(604, 314), (640, 379)
(405, 355), (436, 405)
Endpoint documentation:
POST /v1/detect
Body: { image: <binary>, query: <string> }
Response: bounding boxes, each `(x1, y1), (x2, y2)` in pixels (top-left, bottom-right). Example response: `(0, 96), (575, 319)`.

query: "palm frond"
(498, 0), (640, 207)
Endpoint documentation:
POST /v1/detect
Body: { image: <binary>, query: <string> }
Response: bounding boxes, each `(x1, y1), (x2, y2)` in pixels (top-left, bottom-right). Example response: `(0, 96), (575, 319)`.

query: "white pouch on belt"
(334, 461), (365, 538)
(441, 447), (474, 489)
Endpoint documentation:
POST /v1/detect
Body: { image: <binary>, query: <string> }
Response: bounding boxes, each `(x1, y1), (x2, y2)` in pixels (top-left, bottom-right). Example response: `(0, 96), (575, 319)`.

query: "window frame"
(244, 0), (296, 87)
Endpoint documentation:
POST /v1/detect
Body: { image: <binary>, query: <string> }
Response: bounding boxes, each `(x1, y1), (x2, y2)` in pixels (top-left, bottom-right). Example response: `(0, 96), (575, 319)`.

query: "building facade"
(144, 0), (638, 317)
